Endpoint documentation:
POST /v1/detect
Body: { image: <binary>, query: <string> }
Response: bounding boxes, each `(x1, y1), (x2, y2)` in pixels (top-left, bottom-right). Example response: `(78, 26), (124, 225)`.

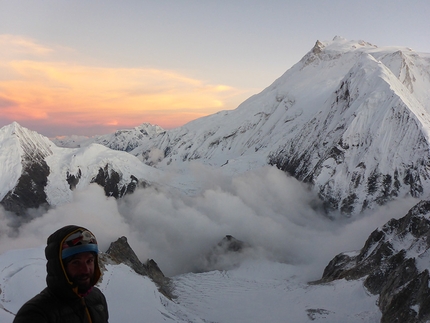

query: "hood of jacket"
(45, 225), (102, 300)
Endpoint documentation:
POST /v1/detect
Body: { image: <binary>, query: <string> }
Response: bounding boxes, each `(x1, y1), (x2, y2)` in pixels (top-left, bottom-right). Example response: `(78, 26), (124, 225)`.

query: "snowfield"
(0, 247), (381, 323)
(173, 259), (381, 323)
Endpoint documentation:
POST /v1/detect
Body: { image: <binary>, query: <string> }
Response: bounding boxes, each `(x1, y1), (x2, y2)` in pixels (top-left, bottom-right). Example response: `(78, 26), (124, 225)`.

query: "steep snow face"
(2, 122), (53, 160)
(126, 37), (430, 215)
(271, 53), (430, 214)
(372, 48), (430, 109)
(0, 122), (53, 201)
(0, 125), (24, 201)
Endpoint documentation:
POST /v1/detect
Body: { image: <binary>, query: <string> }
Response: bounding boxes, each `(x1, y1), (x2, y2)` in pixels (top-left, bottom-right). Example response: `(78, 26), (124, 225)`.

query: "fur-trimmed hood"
(44, 225), (102, 299)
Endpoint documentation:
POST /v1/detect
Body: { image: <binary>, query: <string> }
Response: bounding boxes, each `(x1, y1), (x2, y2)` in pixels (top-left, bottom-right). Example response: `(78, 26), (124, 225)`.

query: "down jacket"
(13, 225), (109, 323)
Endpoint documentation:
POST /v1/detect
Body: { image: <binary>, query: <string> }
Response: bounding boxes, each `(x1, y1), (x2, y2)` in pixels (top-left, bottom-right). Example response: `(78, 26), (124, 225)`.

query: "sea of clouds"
(0, 165), (419, 279)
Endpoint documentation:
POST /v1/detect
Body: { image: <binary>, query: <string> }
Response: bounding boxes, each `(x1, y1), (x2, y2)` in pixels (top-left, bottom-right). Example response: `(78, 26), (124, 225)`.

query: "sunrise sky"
(1, 0), (429, 137)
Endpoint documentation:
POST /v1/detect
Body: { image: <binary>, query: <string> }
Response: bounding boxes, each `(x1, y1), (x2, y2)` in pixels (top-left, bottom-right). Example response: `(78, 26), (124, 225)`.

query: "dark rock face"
(315, 200), (430, 323)
(106, 236), (172, 299)
(217, 235), (249, 252)
(3, 159), (147, 215)
(66, 169), (82, 190)
(1, 154), (50, 216)
(91, 165), (147, 198)
(145, 259), (171, 299)
(106, 236), (148, 276)
(197, 235), (252, 272)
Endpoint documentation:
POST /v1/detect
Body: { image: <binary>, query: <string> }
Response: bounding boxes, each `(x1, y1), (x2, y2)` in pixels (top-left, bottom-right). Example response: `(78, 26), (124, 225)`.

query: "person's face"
(65, 252), (95, 293)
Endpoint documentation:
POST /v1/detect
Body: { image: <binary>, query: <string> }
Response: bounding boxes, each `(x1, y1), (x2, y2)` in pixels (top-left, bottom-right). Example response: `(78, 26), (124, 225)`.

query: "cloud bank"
(0, 166), (419, 279)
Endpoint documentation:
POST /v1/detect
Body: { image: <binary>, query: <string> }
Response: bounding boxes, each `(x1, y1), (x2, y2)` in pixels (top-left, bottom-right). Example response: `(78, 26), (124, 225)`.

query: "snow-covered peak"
(120, 38), (430, 215)
(0, 122), (54, 202)
(52, 123), (165, 152)
(0, 122), (53, 159)
(135, 123), (165, 136)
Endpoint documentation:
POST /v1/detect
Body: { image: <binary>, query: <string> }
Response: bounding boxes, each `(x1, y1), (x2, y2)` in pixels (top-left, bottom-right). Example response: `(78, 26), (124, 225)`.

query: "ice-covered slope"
(271, 50), (430, 215)
(119, 37), (430, 215)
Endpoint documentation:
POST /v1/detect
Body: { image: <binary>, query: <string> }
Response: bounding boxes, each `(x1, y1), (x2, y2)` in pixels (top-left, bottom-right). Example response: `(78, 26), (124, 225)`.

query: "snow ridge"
(109, 37), (430, 215)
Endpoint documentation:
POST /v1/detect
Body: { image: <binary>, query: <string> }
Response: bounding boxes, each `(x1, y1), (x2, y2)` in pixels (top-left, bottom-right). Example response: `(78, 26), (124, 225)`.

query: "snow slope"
(45, 142), (162, 205)
(0, 246), (204, 323)
(174, 259), (380, 323)
(0, 247), (380, 323)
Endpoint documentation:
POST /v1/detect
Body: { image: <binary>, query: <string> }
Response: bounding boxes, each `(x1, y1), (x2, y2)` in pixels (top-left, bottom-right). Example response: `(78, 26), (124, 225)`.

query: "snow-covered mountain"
(0, 122), (166, 214)
(70, 36), (430, 216)
(51, 123), (165, 151)
(8, 36), (428, 216)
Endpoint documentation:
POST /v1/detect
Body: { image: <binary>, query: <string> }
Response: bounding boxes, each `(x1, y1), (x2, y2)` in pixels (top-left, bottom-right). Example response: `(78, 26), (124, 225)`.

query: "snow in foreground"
(0, 247), (380, 323)
(173, 259), (380, 323)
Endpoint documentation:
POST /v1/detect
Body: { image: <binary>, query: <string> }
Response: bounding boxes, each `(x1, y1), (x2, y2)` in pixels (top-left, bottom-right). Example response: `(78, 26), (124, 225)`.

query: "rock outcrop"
(197, 235), (252, 272)
(315, 200), (430, 322)
(105, 236), (172, 299)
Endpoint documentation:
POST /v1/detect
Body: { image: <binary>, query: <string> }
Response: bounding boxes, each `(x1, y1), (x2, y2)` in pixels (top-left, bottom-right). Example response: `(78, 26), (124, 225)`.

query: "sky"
(0, 0), (429, 137)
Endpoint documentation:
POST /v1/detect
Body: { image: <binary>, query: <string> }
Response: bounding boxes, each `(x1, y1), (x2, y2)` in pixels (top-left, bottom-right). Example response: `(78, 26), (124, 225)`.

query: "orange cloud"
(0, 35), (252, 136)
(0, 34), (54, 58)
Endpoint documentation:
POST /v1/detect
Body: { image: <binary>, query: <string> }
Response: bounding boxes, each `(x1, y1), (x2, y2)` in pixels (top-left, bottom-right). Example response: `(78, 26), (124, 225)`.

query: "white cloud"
(0, 166), (420, 279)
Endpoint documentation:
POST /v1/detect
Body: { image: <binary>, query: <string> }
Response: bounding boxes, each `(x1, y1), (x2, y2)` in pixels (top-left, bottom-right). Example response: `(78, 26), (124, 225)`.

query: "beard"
(70, 274), (93, 294)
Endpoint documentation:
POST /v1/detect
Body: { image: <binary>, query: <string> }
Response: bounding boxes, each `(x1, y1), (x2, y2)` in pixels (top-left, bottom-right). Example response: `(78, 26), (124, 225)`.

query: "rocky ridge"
(316, 200), (430, 322)
(104, 236), (172, 299)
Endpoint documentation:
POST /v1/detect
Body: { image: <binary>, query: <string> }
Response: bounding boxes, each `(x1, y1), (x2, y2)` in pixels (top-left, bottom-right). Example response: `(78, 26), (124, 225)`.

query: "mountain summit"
(96, 37), (429, 216)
